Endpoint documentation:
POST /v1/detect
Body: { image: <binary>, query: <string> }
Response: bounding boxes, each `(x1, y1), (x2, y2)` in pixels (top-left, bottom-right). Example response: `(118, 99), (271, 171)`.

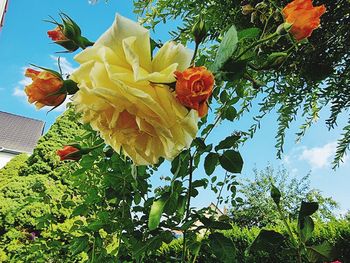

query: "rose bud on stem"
(57, 143), (104, 162)
(191, 16), (207, 65)
(47, 13), (94, 52)
(57, 145), (82, 161)
(24, 65), (79, 110)
(281, 0), (326, 41)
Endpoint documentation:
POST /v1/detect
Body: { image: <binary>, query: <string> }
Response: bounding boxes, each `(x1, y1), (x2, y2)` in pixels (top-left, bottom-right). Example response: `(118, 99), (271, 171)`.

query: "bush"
(153, 220), (350, 263)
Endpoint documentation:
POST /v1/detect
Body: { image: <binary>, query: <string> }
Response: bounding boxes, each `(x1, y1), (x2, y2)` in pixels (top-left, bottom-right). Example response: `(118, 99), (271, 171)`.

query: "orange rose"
(47, 26), (67, 41)
(282, 0), (326, 41)
(25, 68), (65, 109)
(174, 66), (214, 118)
(57, 145), (81, 161)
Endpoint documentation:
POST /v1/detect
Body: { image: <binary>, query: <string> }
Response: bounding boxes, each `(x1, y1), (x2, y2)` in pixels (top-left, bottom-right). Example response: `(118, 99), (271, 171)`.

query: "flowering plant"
(21, 1), (337, 262)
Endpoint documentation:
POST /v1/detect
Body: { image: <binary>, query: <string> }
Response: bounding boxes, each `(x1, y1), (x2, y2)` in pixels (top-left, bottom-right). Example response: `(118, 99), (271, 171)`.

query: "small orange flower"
(174, 66), (214, 117)
(57, 146), (81, 161)
(282, 0), (326, 41)
(24, 68), (65, 109)
(47, 26), (67, 41)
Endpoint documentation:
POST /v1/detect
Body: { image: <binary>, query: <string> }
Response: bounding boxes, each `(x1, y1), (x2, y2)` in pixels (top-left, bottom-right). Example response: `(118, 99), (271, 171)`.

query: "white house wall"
(0, 152), (15, 169)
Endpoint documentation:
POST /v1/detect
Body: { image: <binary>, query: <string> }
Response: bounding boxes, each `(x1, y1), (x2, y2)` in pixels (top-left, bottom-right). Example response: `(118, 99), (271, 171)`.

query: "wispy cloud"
(299, 142), (338, 169)
(50, 55), (75, 75)
(13, 86), (26, 98)
(283, 142), (348, 170)
(12, 67), (30, 99)
(12, 56), (75, 112)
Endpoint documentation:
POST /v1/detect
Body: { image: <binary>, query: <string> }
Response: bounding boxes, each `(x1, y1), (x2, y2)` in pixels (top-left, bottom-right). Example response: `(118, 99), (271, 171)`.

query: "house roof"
(0, 111), (45, 153)
(0, 0), (9, 30)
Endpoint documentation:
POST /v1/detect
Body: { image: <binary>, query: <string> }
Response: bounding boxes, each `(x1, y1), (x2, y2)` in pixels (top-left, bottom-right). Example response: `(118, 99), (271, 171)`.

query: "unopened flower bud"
(242, 4), (254, 15)
(192, 17), (207, 44)
(47, 13), (93, 52)
(57, 145), (82, 161)
(261, 52), (288, 70)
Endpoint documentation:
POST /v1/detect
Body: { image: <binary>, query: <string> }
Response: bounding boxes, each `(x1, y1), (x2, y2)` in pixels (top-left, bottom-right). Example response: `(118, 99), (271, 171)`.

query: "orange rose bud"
(175, 66), (214, 118)
(24, 68), (65, 109)
(47, 26), (67, 41)
(282, 0), (326, 41)
(57, 146), (81, 161)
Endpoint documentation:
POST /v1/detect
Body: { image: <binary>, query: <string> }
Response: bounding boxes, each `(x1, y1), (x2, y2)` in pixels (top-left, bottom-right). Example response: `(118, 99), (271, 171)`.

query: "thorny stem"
(182, 153), (194, 262)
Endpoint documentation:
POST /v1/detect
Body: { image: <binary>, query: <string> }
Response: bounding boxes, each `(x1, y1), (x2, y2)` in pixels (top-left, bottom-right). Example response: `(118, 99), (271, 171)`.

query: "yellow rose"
(70, 14), (198, 165)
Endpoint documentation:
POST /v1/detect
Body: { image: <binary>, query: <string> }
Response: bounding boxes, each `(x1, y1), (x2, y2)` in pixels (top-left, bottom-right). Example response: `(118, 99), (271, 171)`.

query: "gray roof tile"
(0, 111), (44, 153)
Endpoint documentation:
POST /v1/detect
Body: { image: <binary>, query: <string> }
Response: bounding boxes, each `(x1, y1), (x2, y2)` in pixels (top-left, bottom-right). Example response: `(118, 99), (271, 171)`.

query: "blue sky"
(1, 0), (349, 215)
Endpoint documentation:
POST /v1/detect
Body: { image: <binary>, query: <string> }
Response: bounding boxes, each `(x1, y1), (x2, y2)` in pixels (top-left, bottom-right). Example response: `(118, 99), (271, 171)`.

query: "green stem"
(182, 153), (194, 262)
(276, 204), (302, 263)
(259, 13), (273, 41)
(235, 32), (279, 61)
(191, 42), (200, 66)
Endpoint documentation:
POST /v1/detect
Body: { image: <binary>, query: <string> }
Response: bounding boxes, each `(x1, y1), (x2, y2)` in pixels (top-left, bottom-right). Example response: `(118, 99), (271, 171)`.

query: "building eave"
(0, 146), (30, 155)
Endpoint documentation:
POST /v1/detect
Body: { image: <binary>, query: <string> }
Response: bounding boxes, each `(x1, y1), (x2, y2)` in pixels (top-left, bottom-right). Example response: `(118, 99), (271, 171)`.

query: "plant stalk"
(182, 153), (194, 262)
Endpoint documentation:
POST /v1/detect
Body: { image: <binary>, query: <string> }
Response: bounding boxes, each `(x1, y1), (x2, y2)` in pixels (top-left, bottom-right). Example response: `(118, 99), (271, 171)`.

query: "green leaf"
(250, 229), (284, 252)
(208, 233), (237, 263)
(148, 195), (168, 230)
(71, 236), (89, 256)
(200, 216), (232, 230)
(300, 216), (315, 243)
(237, 28), (261, 41)
(215, 134), (240, 151)
(87, 220), (104, 231)
(134, 192), (142, 205)
(220, 90), (229, 103)
(270, 184), (281, 206)
(235, 197), (243, 203)
(220, 59), (247, 82)
(306, 241), (333, 262)
(212, 25), (238, 72)
(192, 179), (208, 188)
(71, 204), (88, 217)
(133, 236), (163, 259)
(176, 195), (187, 218)
(298, 201), (319, 231)
(193, 137), (212, 153)
(219, 150), (243, 173)
(299, 201), (319, 218)
(223, 106), (237, 121)
(204, 152), (219, 175)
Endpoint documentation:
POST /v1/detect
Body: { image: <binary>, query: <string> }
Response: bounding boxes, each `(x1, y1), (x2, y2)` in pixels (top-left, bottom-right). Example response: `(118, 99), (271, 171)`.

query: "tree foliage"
(0, 107), (84, 261)
(230, 166), (338, 227)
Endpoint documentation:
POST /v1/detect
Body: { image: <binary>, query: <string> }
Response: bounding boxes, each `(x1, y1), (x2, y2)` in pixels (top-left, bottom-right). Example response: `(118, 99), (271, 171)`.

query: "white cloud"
(12, 56), (76, 112)
(50, 55), (75, 75)
(13, 86), (26, 98)
(283, 141), (349, 170)
(13, 67), (30, 99)
(299, 142), (339, 169)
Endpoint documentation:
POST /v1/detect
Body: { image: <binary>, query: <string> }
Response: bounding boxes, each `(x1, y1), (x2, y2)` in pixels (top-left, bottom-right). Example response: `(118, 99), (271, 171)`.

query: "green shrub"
(152, 220), (350, 263)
